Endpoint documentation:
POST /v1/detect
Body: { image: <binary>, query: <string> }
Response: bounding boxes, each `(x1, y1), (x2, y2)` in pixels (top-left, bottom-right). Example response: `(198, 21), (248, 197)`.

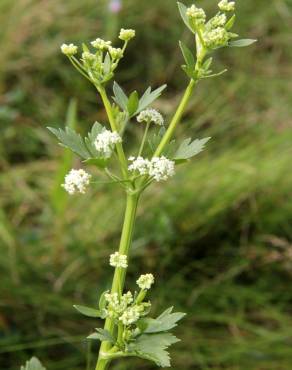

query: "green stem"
(154, 78), (197, 157)
(138, 121), (150, 157)
(98, 87), (129, 179)
(95, 193), (140, 370)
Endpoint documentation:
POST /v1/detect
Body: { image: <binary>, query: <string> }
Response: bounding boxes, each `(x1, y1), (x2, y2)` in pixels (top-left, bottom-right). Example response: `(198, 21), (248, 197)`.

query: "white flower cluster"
(137, 274), (154, 290)
(218, 0), (235, 12)
(61, 43), (78, 56)
(94, 130), (122, 157)
(120, 306), (141, 325)
(128, 156), (175, 182)
(109, 252), (128, 268)
(204, 27), (229, 49)
(128, 156), (150, 175)
(149, 157), (175, 182)
(62, 169), (91, 195)
(91, 38), (112, 50)
(82, 52), (96, 63)
(209, 14), (227, 28)
(186, 5), (206, 25)
(119, 28), (136, 41)
(105, 291), (133, 317)
(104, 290), (150, 326)
(137, 109), (164, 126)
(108, 47), (123, 60)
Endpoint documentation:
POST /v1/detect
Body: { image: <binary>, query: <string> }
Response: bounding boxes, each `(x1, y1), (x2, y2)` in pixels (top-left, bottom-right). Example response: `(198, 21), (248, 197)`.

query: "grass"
(0, 0), (292, 369)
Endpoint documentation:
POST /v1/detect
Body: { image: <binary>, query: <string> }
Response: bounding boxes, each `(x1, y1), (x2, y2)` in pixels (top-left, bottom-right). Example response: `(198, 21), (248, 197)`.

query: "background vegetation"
(1, 0), (292, 369)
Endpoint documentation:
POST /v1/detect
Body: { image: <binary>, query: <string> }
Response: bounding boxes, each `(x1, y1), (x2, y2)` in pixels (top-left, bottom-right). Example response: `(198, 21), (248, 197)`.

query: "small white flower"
(94, 130), (122, 157)
(137, 274), (154, 290)
(186, 5), (206, 25)
(108, 46), (123, 59)
(91, 38), (112, 50)
(109, 252), (128, 268)
(209, 14), (227, 28)
(128, 157), (151, 175)
(149, 156), (175, 182)
(61, 43), (78, 56)
(204, 27), (229, 49)
(137, 109), (164, 126)
(82, 51), (96, 63)
(62, 169), (91, 195)
(218, 0), (235, 12)
(105, 292), (119, 307)
(119, 28), (136, 41)
(119, 306), (140, 325)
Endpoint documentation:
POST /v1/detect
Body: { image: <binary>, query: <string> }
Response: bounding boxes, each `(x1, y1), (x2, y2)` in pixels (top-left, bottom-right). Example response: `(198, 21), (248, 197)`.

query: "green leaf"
(177, 2), (195, 34)
(229, 39), (257, 47)
(113, 82), (128, 111)
(20, 357), (46, 370)
(202, 57), (213, 71)
(84, 121), (105, 157)
(87, 328), (114, 343)
(143, 307), (186, 334)
(73, 305), (101, 318)
(129, 333), (180, 367)
(174, 137), (211, 162)
(103, 53), (111, 74)
(225, 14), (236, 31)
(47, 126), (91, 159)
(179, 41), (195, 68)
(127, 90), (139, 117)
(138, 84), (167, 113)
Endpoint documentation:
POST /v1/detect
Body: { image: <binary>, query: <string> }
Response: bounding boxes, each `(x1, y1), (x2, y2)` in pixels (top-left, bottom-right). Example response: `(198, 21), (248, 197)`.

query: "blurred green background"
(1, 0), (292, 369)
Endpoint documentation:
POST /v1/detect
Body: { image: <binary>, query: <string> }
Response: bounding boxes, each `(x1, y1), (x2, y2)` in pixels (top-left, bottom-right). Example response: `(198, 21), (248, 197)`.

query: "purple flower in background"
(109, 0), (122, 13)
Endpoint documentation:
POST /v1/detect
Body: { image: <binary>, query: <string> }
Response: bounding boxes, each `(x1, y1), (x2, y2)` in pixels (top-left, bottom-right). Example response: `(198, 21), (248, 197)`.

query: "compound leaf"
(174, 137), (211, 162)
(138, 85), (167, 113)
(144, 307), (186, 334)
(129, 333), (180, 367)
(48, 126), (91, 159)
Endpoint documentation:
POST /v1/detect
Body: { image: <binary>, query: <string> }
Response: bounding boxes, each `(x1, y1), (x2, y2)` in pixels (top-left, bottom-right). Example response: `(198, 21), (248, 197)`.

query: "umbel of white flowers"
(62, 169), (91, 195)
(102, 273), (154, 325)
(128, 156), (175, 182)
(110, 252), (128, 268)
(94, 130), (122, 157)
(137, 108), (164, 126)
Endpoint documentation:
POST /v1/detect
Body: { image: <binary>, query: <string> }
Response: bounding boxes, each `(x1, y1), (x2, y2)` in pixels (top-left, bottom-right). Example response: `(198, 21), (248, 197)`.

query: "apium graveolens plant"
(21, 2), (255, 370)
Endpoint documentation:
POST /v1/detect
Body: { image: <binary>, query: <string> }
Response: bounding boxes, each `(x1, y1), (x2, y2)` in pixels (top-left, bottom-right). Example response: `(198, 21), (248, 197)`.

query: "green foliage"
(87, 329), (114, 343)
(48, 122), (109, 168)
(229, 39), (257, 47)
(140, 307), (186, 334)
(113, 82), (167, 117)
(47, 126), (91, 159)
(73, 305), (101, 318)
(20, 358), (46, 370)
(177, 2), (194, 34)
(129, 333), (180, 367)
(173, 137), (211, 163)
